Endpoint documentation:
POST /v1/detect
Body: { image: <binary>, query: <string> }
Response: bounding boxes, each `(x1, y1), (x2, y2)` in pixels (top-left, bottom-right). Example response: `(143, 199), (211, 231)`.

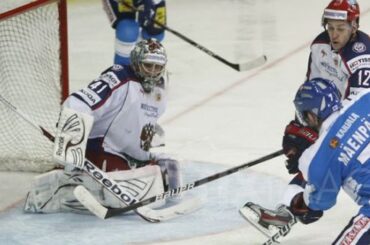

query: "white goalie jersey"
(63, 64), (167, 170)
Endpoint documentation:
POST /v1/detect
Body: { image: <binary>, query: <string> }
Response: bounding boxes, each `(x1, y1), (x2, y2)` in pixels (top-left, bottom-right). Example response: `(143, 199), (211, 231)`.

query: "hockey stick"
(0, 94), (162, 222)
(103, 149), (284, 219)
(262, 218), (297, 245)
(120, 2), (267, 71)
(74, 185), (203, 221)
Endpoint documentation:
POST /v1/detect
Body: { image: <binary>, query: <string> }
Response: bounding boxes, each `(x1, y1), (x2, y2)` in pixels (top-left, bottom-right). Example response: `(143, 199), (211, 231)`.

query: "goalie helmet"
(294, 78), (341, 126)
(322, 0), (360, 27)
(130, 38), (167, 93)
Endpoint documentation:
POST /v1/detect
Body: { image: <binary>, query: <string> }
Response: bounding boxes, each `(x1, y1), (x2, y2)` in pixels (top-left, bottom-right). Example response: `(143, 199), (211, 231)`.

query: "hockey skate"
(239, 202), (296, 240)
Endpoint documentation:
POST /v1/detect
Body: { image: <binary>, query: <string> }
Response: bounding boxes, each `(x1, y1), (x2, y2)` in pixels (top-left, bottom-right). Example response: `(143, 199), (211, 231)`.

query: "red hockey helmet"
(322, 0), (360, 26)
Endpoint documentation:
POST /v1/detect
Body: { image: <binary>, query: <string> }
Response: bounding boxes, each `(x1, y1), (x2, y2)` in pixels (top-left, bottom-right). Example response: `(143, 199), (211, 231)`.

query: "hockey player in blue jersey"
(290, 78), (370, 244)
(278, 0), (370, 222)
(103, 0), (166, 65)
(242, 78), (370, 244)
(240, 1), (370, 240)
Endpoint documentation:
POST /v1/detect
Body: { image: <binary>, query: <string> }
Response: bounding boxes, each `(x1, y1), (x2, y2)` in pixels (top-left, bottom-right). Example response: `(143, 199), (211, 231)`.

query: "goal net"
(0, 0), (68, 172)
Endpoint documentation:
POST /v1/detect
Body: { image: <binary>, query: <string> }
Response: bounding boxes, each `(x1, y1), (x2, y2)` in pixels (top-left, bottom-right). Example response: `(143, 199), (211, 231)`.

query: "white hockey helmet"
(130, 38), (167, 93)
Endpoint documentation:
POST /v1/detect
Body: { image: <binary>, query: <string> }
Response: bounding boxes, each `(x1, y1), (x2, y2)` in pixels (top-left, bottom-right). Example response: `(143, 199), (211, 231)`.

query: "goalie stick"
(0, 94), (173, 223)
(74, 185), (203, 221)
(120, 1), (267, 72)
(102, 149), (284, 219)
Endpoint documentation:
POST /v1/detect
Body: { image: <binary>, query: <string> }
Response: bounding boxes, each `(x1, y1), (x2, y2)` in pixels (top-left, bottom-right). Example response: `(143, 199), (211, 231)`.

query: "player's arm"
(289, 144), (341, 224)
(53, 67), (127, 168)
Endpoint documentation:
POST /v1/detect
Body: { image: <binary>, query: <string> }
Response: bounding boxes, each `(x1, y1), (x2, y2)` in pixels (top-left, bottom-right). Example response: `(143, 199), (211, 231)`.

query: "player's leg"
(156, 158), (182, 191)
(24, 165), (165, 214)
(114, 19), (139, 65)
(333, 213), (370, 245)
(103, 0), (139, 65)
(239, 202), (295, 238)
(239, 174), (305, 236)
(280, 173), (306, 206)
(100, 165), (165, 209)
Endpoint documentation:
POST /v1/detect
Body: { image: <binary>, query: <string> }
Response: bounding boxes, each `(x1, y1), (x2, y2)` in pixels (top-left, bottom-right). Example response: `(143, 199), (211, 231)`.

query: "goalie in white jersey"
(24, 39), (185, 215)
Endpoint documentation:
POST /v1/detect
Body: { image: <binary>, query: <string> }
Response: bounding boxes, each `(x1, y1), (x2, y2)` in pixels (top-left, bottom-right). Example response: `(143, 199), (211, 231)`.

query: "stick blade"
(74, 185), (108, 219)
(137, 196), (203, 222)
(238, 55), (267, 71)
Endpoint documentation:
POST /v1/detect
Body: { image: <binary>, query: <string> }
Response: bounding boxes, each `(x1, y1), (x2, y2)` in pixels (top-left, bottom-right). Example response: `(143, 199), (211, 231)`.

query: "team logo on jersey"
(112, 64), (124, 71)
(329, 137), (339, 148)
(140, 123), (155, 151)
(352, 42), (366, 53)
(321, 50), (327, 57)
(155, 92), (162, 101)
(333, 58), (339, 67)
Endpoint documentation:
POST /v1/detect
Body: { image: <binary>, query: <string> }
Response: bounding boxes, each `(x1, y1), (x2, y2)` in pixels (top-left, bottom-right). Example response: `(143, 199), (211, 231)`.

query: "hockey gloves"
(140, 2), (166, 35)
(289, 192), (323, 225)
(282, 121), (318, 174)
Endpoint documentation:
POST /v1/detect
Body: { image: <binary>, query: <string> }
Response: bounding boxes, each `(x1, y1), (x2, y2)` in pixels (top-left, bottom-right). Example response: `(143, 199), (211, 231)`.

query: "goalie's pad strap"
(53, 107), (94, 169)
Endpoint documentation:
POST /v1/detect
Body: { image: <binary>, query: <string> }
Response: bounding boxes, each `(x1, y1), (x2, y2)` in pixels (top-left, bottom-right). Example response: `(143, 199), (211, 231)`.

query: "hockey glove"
(53, 107), (93, 169)
(289, 192), (323, 225)
(140, 2), (166, 35)
(282, 121), (318, 174)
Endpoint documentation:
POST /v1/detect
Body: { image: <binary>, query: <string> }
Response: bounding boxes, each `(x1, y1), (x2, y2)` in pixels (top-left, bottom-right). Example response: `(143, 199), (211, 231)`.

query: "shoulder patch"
(329, 137), (339, 149)
(100, 72), (121, 89)
(111, 64), (124, 71)
(347, 54), (370, 73)
(74, 88), (102, 107)
(352, 42), (367, 53)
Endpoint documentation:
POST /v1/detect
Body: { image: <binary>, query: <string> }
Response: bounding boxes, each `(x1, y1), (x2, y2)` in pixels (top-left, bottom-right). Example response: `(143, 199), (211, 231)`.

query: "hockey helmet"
(130, 38), (167, 93)
(294, 78), (342, 126)
(322, 0), (360, 26)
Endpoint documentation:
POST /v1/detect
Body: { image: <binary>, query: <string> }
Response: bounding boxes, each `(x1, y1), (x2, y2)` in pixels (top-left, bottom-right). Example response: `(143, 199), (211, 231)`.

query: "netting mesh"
(0, 1), (64, 172)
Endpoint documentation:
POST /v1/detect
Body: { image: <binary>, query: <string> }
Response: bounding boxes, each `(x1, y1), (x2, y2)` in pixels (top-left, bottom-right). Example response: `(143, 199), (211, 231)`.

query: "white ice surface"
(1, 0), (370, 244)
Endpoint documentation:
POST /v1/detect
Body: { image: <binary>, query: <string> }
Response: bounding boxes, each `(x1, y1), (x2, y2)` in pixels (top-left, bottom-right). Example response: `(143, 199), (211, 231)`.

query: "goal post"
(0, 0), (69, 172)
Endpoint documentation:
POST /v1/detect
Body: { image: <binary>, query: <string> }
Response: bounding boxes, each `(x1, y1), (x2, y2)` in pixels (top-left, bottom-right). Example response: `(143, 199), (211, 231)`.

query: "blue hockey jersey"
(299, 90), (370, 216)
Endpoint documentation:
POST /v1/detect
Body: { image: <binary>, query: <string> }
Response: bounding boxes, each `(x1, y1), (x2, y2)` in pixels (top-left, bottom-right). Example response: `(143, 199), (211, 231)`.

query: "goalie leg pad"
(100, 165), (165, 209)
(24, 165), (165, 214)
(157, 158), (183, 191)
(24, 169), (92, 214)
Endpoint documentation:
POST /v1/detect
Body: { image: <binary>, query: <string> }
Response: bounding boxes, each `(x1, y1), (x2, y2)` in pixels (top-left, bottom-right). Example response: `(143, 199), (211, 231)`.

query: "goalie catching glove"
(53, 107), (93, 169)
(282, 120), (318, 174)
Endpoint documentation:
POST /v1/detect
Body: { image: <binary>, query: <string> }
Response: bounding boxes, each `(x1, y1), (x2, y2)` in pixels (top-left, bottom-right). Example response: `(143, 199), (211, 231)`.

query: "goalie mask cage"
(0, 0), (68, 172)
